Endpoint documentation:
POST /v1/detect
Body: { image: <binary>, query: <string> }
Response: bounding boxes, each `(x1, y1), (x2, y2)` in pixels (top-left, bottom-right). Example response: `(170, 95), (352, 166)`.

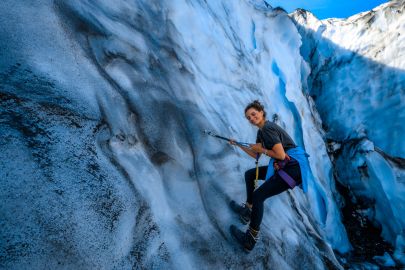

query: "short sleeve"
(262, 127), (281, 150)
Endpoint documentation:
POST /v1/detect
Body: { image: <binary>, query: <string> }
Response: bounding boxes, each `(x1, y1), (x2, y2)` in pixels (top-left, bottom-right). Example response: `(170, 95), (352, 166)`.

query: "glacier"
(0, 0), (403, 269)
(292, 0), (405, 266)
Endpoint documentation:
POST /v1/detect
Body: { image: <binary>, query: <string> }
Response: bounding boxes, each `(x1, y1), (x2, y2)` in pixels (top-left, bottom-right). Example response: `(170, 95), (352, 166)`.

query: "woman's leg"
(249, 162), (302, 230)
(249, 175), (290, 231)
(245, 166), (268, 205)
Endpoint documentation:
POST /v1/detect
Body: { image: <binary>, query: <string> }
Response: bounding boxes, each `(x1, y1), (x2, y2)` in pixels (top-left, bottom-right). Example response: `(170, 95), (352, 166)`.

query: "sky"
(265, 0), (390, 19)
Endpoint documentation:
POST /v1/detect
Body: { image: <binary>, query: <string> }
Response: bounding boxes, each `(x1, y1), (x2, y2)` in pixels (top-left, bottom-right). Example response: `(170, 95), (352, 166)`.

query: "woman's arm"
(230, 140), (287, 160)
(250, 143), (286, 160)
(239, 145), (258, 159)
(230, 140), (258, 159)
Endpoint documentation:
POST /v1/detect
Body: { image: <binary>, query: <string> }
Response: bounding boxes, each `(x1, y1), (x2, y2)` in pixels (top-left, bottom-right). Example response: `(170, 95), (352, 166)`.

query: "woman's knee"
(252, 191), (265, 205)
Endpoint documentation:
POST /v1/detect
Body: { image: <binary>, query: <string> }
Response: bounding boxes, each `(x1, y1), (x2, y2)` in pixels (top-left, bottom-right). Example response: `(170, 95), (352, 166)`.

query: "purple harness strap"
(276, 158), (298, 188)
(278, 170), (297, 188)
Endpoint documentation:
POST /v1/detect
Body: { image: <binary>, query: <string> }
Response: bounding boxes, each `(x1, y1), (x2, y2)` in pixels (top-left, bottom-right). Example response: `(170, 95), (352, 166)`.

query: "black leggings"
(244, 161), (302, 231)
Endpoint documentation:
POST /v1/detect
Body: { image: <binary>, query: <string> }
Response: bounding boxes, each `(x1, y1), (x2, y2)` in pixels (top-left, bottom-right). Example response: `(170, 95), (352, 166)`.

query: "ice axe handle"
(203, 130), (251, 148)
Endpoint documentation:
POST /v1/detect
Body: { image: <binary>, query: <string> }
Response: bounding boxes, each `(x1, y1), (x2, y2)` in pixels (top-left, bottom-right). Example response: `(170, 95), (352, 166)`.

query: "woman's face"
(245, 108), (264, 127)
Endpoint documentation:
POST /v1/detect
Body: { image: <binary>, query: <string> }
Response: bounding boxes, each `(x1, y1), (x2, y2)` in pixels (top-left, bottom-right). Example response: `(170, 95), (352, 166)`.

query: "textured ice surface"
(1, 0), (403, 269)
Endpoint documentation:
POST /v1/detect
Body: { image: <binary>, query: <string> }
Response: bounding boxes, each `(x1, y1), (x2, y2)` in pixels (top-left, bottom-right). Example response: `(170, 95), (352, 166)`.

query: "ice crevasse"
(292, 0), (405, 265)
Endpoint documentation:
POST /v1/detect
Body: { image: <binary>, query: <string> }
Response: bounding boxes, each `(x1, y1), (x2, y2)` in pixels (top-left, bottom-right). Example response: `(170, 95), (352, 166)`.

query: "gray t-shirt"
(256, 121), (296, 151)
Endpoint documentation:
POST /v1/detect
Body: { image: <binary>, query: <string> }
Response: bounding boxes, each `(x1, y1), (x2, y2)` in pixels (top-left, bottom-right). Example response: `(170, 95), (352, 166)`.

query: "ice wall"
(0, 0), (361, 269)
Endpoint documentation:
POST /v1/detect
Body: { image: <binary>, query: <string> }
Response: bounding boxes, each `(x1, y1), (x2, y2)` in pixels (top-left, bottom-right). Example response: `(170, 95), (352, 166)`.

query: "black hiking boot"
(230, 200), (251, 225)
(230, 225), (258, 252)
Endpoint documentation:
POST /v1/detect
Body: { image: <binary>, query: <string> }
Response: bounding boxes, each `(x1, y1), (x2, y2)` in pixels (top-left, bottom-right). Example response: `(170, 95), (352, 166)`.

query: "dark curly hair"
(244, 100), (266, 118)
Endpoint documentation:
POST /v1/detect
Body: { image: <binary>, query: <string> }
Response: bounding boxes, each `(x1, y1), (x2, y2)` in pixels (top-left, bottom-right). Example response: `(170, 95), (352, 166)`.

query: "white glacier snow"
(0, 0), (403, 269)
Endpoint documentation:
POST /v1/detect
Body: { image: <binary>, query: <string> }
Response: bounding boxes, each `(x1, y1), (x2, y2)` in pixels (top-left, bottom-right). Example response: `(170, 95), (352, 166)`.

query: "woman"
(229, 100), (303, 251)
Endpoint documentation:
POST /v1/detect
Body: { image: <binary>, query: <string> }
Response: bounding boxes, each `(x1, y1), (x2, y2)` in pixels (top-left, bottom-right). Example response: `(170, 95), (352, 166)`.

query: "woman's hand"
(231, 140), (258, 159)
(249, 143), (264, 154)
(273, 153), (291, 171)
